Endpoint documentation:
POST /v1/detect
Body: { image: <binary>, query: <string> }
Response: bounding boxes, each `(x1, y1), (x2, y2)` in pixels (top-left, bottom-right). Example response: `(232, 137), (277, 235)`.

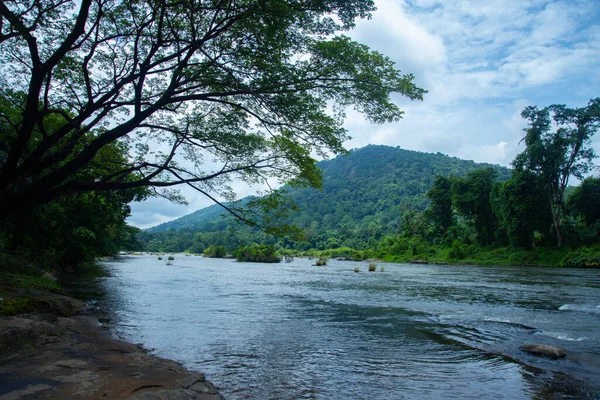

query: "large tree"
(452, 168), (498, 246)
(514, 98), (600, 247)
(0, 0), (425, 223)
(490, 170), (551, 248)
(424, 175), (453, 240)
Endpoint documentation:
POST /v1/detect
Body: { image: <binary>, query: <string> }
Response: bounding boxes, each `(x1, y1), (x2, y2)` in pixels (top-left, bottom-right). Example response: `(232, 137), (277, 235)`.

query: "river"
(89, 255), (600, 399)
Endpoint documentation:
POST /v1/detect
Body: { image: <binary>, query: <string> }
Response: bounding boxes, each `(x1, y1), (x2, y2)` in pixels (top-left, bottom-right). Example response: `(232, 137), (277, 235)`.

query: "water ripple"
(92, 256), (600, 400)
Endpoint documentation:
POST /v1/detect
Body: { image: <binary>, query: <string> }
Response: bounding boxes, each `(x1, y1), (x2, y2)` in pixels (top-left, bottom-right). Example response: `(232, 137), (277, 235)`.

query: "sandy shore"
(0, 295), (223, 399)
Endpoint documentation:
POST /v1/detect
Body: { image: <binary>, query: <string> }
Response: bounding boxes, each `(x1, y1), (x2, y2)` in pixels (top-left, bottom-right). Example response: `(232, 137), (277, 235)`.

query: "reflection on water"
(92, 255), (600, 399)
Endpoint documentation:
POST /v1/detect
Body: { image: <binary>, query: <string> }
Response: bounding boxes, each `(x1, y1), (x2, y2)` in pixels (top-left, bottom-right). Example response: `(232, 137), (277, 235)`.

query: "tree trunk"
(548, 185), (563, 248)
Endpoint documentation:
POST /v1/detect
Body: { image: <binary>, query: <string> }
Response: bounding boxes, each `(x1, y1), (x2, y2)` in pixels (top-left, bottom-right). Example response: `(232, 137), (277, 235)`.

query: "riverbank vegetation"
(234, 245), (281, 263)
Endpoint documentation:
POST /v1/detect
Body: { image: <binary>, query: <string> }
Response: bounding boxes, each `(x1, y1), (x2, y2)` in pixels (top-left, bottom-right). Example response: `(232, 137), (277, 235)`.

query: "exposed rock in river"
(519, 344), (567, 360)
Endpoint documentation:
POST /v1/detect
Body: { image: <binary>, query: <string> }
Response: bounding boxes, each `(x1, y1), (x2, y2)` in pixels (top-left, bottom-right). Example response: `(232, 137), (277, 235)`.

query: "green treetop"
(514, 98), (600, 247)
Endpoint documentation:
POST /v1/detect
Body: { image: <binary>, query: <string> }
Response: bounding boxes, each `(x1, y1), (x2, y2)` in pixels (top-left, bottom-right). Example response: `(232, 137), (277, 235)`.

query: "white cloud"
(347, 0), (600, 159)
(352, 0), (447, 84)
(472, 142), (508, 166)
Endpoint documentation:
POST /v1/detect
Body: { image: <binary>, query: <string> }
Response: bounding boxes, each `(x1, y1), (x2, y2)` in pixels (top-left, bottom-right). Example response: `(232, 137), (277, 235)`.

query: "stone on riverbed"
(519, 344), (566, 359)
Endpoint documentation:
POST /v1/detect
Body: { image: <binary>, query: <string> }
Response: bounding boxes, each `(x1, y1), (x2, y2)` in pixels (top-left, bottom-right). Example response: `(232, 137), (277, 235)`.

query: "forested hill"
(289, 144), (509, 225)
(144, 145), (510, 251)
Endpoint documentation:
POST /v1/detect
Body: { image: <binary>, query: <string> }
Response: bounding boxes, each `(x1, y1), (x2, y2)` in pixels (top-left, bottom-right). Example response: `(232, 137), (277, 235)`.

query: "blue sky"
(128, 0), (600, 229)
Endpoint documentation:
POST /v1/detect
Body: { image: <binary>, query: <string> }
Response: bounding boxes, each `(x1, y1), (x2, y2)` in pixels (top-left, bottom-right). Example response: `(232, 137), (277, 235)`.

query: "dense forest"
(138, 145), (514, 254)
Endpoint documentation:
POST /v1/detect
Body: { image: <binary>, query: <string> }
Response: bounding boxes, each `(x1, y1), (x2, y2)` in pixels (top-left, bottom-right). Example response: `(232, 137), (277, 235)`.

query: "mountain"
(141, 145), (511, 252)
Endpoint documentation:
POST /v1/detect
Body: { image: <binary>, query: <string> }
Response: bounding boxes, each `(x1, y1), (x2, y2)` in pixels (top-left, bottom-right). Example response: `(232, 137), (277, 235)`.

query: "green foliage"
(315, 258), (328, 266)
(452, 168), (499, 245)
(203, 246), (228, 258)
(0, 92), (148, 272)
(0, 175), (145, 271)
(167, 256), (175, 261)
(137, 125), (599, 267)
(318, 247), (367, 260)
(568, 177), (600, 226)
(425, 176), (454, 240)
(368, 263), (377, 272)
(0, 273), (63, 294)
(560, 246), (600, 268)
(514, 98), (600, 247)
(448, 241), (468, 260)
(491, 170), (551, 248)
(0, 298), (40, 316)
(235, 245), (281, 263)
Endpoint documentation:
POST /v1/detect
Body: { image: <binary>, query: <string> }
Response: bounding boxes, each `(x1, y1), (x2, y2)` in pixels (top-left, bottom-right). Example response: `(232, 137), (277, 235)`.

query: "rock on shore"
(0, 302), (222, 399)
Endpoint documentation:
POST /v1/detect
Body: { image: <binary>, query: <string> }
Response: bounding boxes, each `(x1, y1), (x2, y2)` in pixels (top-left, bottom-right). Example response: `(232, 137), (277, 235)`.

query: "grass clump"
(368, 263), (377, 272)
(315, 257), (327, 266)
(167, 255), (175, 261)
(158, 256), (163, 260)
(560, 246), (600, 268)
(0, 273), (63, 294)
(353, 267), (360, 273)
(0, 297), (40, 316)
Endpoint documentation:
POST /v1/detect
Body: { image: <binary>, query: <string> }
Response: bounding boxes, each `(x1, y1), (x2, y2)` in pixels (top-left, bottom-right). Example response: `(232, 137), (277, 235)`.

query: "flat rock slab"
(519, 344), (567, 360)
(0, 315), (222, 399)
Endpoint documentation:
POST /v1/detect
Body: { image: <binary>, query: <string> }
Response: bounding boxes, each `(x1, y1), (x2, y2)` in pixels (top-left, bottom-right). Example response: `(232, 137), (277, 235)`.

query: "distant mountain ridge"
(148, 145), (511, 235)
(148, 202), (228, 232)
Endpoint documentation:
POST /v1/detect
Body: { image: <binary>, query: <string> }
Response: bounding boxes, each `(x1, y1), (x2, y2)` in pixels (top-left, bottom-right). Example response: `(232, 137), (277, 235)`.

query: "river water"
(91, 255), (600, 399)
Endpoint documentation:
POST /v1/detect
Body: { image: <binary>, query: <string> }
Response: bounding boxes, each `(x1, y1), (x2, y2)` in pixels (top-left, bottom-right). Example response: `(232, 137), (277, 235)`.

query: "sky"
(128, 0), (600, 229)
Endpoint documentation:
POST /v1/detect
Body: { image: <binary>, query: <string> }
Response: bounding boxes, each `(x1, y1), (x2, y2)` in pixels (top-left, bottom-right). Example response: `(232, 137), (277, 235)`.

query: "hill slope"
(148, 202), (228, 233)
(142, 145), (510, 251)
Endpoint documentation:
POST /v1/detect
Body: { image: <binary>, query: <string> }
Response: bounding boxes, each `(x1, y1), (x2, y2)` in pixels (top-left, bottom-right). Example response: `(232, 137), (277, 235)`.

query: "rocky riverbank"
(0, 291), (222, 399)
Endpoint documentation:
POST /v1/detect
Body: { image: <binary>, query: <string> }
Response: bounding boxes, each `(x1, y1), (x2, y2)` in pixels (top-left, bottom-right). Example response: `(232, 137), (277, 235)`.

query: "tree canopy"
(568, 177), (600, 226)
(0, 0), (425, 222)
(0, 90), (146, 271)
(514, 98), (600, 247)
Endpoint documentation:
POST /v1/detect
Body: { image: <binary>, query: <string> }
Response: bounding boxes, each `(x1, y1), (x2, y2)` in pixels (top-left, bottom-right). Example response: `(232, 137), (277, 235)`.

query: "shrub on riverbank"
(315, 257), (327, 266)
(235, 245), (281, 263)
(560, 246), (600, 267)
(375, 241), (581, 267)
(203, 246), (228, 258)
